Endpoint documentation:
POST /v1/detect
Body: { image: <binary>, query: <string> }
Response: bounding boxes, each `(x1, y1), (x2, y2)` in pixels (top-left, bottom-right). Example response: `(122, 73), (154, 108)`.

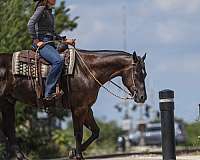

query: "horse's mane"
(0, 50), (131, 57)
(78, 49), (131, 57)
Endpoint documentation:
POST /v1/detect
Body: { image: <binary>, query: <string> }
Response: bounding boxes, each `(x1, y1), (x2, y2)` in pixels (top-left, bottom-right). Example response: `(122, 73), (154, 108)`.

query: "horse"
(0, 49), (147, 160)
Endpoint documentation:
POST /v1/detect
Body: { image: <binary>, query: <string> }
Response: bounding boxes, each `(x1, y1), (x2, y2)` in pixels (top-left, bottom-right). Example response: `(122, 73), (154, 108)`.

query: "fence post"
(159, 89), (176, 160)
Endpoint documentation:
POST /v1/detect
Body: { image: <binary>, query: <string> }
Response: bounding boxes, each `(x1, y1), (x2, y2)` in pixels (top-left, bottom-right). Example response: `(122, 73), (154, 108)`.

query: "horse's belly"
(12, 78), (37, 105)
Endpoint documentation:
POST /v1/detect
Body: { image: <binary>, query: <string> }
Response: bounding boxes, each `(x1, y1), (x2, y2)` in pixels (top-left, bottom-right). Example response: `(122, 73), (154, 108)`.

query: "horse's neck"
(81, 51), (131, 85)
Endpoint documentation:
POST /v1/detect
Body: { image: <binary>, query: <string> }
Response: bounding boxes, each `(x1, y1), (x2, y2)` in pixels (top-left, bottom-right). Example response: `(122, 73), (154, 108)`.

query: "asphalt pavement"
(89, 155), (200, 160)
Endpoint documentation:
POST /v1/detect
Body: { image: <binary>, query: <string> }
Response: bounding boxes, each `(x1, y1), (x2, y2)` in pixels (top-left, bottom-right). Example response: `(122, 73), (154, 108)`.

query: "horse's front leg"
(81, 108), (100, 152)
(71, 109), (85, 160)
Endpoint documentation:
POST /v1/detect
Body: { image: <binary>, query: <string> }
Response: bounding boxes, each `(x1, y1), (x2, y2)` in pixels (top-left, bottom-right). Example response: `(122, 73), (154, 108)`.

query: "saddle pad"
(12, 49), (76, 78)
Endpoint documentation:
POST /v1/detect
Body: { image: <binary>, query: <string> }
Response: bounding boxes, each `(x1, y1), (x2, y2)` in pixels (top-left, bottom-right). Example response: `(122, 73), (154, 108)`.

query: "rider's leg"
(39, 44), (64, 98)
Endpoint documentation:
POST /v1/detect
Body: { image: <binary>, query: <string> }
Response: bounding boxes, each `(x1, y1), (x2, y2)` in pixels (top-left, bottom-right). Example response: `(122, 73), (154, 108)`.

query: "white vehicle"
(128, 122), (186, 146)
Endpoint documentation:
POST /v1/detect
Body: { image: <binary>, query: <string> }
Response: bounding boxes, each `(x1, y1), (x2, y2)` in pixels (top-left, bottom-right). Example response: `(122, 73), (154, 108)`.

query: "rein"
(75, 49), (135, 100)
(35, 41), (135, 100)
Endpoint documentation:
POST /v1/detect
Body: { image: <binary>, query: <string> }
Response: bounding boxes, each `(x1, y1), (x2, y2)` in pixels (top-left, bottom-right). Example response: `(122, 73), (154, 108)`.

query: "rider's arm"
(54, 34), (75, 46)
(65, 39), (76, 46)
(27, 6), (45, 41)
(54, 34), (66, 41)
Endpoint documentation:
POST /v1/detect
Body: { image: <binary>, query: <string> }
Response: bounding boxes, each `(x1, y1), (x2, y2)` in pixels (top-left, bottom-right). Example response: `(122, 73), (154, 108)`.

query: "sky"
(57, 0), (200, 124)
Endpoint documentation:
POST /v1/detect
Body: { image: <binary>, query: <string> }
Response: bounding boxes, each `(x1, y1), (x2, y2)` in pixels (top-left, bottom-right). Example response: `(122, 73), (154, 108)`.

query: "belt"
(38, 34), (54, 41)
(44, 32), (54, 36)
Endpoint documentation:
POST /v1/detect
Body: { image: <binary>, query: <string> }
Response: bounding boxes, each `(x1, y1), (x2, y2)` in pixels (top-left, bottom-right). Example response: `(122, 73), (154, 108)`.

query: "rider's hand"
(36, 41), (45, 48)
(64, 39), (76, 47)
(33, 39), (44, 48)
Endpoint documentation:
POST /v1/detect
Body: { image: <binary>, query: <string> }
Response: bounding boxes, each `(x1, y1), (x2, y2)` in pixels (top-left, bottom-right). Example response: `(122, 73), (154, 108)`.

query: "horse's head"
(122, 51), (147, 103)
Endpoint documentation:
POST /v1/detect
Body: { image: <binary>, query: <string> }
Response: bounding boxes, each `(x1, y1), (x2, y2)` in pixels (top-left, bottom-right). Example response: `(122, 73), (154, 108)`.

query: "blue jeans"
(38, 36), (64, 97)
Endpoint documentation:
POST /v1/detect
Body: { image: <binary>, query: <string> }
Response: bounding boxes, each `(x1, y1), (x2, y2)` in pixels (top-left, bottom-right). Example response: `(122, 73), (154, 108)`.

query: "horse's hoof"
(75, 152), (84, 160)
(6, 145), (27, 160)
(68, 148), (76, 159)
(68, 149), (84, 160)
(9, 151), (27, 160)
(8, 154), (26, 160)
(76, 155), (84, 160)
(16, 152), (27, 160)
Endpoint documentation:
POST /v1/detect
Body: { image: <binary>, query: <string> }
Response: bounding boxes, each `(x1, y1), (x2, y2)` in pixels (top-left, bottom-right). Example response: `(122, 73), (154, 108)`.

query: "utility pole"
(138, 103), (145, 146)
(122, 4), (132, 137)
(122, 5), (127, 51)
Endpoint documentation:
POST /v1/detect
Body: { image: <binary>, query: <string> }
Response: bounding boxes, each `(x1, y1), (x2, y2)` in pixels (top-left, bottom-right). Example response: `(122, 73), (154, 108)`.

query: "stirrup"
(43, 90), (64, 101)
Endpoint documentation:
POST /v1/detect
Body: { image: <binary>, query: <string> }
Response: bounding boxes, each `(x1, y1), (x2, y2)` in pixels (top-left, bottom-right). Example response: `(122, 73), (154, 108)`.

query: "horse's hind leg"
(0, 129), (6, 143)
(1, 100), (17, 148)
(81, 108), (100, 152)
(1, 99), (26, 160)
(0, 111), (7, 156)
(0, 112), (7, 143)
(0, 129), (7, 159)
(1, 99), (17, 158)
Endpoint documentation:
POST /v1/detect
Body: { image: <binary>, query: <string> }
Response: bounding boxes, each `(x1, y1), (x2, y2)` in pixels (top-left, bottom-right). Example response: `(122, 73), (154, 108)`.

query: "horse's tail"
(0, 54), (12, 96)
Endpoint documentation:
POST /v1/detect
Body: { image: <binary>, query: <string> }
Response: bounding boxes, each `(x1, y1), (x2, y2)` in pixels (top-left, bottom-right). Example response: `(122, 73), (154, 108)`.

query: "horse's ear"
(142, 53), (147, 61)
(132, 51), (138, 61)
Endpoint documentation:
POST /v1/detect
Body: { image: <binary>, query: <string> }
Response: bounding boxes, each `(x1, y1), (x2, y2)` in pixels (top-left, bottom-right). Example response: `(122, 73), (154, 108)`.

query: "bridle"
(76, 50), (141, 100)
(35, 41), (141, 100)
(131, 56), (147, 93)
(131, 58), (138, 97)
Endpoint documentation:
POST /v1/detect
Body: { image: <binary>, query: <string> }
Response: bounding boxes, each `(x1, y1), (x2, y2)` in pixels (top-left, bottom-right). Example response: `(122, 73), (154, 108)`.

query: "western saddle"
(12, 48), (76, 107)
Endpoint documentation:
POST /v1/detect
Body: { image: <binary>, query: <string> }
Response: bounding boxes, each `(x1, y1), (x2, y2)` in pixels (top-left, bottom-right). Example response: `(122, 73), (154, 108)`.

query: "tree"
(52, 120), (123, 157)
(0, 0), (31, 52)
(0, 0), (78, 53)
(0, 0), (78, 157)
(185, 122), (200, 146)
(55, 1), (78, 34)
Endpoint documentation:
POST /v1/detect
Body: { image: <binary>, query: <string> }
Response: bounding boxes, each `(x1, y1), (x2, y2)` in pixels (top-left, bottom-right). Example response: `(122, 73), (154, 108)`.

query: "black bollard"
(159, 89), (176, 160)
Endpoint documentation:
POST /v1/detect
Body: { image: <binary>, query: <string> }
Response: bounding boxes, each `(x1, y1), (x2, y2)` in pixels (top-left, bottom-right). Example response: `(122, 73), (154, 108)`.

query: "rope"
(109, 80), (133, 96)
(75, 49), (134, 100)
(35, 41), (134, 100)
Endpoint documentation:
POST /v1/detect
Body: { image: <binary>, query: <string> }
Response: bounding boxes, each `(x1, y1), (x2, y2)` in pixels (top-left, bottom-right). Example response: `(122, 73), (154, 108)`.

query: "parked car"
(128, 122), (186, 146)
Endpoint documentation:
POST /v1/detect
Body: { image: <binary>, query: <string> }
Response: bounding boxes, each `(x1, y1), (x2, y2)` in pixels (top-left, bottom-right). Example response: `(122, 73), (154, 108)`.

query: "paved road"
(89, 155), (200, 160)
(43, 154), (200, 160)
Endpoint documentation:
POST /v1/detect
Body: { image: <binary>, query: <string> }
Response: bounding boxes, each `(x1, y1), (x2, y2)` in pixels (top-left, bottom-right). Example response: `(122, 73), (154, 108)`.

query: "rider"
(27, 0), (75, 100)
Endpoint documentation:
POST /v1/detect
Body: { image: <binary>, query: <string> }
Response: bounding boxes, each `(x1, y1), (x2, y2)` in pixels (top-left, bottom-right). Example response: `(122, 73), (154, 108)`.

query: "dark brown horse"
(0, 49), (147, 159)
